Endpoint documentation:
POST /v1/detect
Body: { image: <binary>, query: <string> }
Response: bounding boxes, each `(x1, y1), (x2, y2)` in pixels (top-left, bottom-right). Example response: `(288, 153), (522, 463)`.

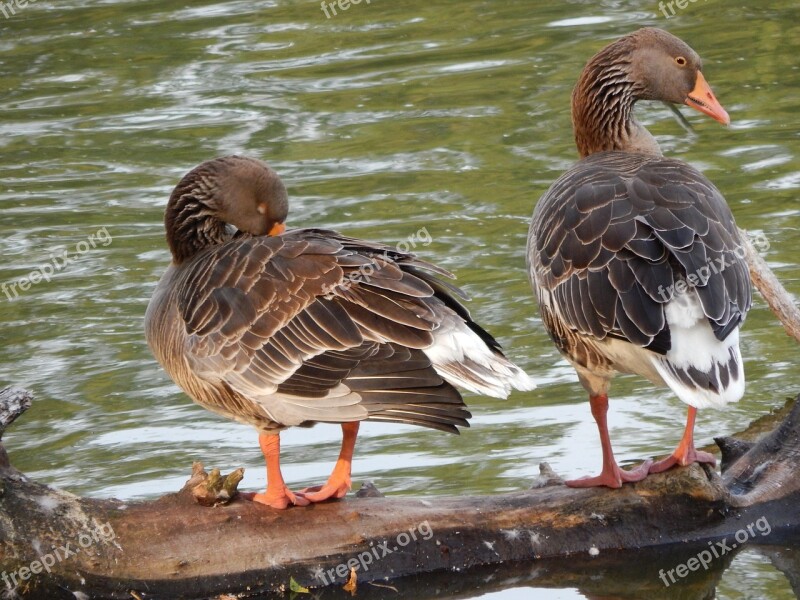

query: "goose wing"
(528, 152), (751, 354)
(174, 228), (473, 430)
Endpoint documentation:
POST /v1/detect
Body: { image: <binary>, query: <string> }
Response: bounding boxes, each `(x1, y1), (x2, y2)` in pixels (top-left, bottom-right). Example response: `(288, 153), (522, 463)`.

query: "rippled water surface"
(1, 0), (799, 598)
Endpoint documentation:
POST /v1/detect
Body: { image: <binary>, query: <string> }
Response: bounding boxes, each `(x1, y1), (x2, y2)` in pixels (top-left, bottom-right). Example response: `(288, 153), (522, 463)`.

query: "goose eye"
(675, 56), (687, 66)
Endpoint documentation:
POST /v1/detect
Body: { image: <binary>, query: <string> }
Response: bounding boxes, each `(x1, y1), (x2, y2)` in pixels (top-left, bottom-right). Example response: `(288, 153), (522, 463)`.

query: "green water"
(1, 0), (798, 598)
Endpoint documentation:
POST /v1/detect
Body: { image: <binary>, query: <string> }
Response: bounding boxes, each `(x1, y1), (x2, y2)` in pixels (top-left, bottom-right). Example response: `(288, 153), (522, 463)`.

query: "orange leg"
(649, 406), (716, 473)
(566, 394), (652, 488)
(251, 433), (309, 509)
(300, 422), (360, 503)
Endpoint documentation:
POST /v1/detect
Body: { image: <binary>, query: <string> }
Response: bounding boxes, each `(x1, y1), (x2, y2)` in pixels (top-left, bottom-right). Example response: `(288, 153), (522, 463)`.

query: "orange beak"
(684, 71), (730, 126)
(268, 222), (286, 236)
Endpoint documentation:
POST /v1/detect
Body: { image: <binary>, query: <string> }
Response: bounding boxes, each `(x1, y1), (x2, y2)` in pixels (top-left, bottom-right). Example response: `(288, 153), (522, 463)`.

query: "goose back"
(528, 151), (751, 402)
(146, 227), (529, 433)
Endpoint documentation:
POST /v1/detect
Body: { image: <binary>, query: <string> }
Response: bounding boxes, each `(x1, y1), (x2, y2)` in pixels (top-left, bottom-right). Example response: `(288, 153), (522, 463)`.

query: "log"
(742, 228), (800, 344)
(0, 386), (798, 600)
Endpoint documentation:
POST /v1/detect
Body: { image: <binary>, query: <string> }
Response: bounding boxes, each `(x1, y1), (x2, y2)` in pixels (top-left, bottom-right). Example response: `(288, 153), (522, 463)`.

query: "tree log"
(742, 228), (800, 344)
(0, 386), (798, 600)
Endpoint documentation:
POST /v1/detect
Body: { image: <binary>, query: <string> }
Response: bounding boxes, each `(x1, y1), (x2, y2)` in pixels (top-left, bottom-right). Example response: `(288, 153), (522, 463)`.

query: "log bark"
(742, 228), (800, 344)
(0, 386), (798, 600)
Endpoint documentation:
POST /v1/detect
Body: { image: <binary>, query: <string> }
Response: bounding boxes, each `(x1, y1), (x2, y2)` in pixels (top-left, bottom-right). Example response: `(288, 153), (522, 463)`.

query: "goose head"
(627, 28), (729, 125)
(164, 156), (289, 264)
(572, 28), (729, 158)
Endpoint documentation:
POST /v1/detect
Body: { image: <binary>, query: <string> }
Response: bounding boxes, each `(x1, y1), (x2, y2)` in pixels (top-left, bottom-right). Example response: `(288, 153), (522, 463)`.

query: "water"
(1, 0), (798, 598)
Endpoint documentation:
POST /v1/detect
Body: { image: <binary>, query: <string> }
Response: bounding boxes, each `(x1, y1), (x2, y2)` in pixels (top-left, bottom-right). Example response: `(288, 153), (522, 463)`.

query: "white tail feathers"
(652, 292), (745, 409)
(424, 324), (536, 398)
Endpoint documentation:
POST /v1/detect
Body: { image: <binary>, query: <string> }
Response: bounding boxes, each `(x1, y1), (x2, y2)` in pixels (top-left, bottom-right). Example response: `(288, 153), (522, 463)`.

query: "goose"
(145, 155), (535, 508)
(527, 28), (751, 488)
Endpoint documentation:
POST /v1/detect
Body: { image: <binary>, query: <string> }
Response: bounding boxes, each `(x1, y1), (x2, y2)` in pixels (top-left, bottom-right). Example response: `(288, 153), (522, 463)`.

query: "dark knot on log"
(715, 436), (756, 472)
(723, 396), (800, 506)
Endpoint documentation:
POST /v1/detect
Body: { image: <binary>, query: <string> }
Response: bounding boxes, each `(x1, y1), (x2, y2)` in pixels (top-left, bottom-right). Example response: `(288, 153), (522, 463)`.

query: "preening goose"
(527, 28), (751, 487)
(146, 156), (535, 508)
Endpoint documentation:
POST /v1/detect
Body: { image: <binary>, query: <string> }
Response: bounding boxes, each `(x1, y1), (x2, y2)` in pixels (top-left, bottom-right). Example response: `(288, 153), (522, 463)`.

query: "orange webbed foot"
(649, 406), (716, 474)
(648, 448), (716, 474)
(299, 462), (352, 503)
(565, 459), (653, 488)
(297, 422), (359, 503)
(250, 432), (311, 509)
(246, 487), (310, 509)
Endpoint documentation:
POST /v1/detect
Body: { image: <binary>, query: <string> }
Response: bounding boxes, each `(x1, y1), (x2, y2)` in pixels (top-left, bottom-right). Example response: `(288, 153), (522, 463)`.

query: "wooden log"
(742, 228), (800, 344)
(0, 386), (798, 599)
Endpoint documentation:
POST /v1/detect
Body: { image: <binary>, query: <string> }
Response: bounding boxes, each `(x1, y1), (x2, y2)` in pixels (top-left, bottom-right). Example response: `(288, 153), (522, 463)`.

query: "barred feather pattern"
(528, 151), (751, 408)
(147, 222), (534, 434)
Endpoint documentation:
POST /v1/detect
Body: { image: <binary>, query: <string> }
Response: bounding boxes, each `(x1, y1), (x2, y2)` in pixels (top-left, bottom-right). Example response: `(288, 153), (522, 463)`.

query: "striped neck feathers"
(164, 174), (232, 265)
(571, 39), (661, 159)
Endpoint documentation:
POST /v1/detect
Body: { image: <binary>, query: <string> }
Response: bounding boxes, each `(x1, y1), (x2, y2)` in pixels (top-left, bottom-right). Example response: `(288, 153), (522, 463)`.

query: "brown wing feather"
(529, 152), (751, 355)
(172, 228), (473, 431)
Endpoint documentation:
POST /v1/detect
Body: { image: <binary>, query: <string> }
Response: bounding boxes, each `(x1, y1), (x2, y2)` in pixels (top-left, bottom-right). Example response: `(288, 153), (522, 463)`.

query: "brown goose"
(146, 156), (535, 508)
(528, 28), (751, 487)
